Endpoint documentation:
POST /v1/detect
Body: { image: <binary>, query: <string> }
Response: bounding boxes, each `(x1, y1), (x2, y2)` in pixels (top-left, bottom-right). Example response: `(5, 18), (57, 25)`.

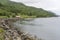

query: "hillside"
(0, 0), (57, 18)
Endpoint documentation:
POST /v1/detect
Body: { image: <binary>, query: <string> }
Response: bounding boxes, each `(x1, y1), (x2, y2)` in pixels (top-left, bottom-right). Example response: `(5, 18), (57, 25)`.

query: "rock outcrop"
(0, 18), (40, 40)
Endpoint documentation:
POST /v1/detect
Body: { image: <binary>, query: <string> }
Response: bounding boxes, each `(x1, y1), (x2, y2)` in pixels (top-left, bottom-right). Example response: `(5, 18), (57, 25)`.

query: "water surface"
(14, 17), (60, 40)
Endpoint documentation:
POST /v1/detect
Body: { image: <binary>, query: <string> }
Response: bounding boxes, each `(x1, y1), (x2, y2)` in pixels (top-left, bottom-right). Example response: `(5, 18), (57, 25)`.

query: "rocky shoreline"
(0, 18), (40, 40)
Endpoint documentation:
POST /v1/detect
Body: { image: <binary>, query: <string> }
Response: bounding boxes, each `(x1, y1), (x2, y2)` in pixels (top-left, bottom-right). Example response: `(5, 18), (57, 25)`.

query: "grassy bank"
(0, 15), (36, 18)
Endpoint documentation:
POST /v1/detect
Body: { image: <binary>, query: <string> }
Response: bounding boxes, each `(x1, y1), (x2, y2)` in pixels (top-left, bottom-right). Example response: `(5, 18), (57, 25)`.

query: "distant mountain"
(0, 0), (57, 18)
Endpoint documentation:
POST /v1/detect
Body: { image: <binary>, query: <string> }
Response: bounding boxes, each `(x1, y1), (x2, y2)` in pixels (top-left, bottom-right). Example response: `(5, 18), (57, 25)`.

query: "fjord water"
(14, 17), (60, 40)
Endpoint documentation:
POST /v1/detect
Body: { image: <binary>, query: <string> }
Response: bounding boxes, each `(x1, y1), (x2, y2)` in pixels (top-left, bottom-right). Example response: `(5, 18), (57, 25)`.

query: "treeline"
(0, 0), (57, 18)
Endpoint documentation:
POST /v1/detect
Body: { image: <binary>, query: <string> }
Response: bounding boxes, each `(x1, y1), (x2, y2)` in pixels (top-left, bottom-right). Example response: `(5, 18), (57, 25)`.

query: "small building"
(16, 16), (20, 18)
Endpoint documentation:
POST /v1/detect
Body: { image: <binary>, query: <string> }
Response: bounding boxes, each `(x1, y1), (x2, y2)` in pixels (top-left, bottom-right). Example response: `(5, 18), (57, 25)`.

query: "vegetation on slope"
(0, 0), (57, 18)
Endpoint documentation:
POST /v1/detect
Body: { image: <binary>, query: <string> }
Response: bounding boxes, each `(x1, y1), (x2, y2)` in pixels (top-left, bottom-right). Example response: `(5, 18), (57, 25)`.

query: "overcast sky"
(10, 0), (60, 15)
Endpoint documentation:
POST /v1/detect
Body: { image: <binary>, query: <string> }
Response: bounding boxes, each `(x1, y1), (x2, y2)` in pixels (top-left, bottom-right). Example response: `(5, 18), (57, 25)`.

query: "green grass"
(0, 16), (8, 18)
(0, 28), (5, 33)
(19, 15), (36, 18)
(0, 28), (5, 40)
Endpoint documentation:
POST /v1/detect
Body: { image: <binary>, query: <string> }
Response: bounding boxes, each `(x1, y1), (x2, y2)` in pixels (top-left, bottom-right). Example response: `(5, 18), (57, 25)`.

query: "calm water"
(14, 17), (60, 40)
